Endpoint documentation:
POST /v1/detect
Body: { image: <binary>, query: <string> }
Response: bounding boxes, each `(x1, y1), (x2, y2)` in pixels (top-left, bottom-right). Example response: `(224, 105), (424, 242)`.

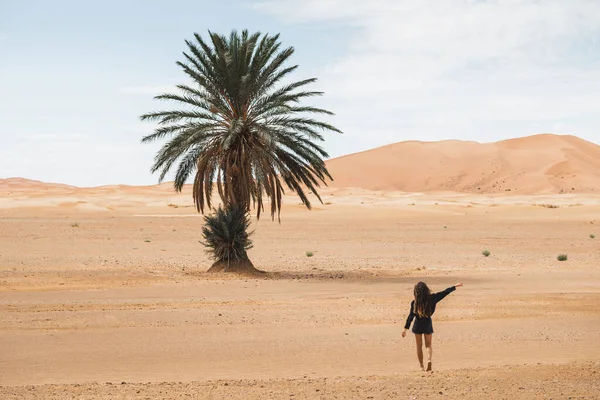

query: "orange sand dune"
(3, 134), (600, 196)
(0, 178), (77, 193)
(326, 134), (600, 194)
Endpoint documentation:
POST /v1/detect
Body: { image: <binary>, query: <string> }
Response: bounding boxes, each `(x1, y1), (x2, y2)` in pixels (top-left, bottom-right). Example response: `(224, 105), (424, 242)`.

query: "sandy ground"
(1, 185), (600, 398)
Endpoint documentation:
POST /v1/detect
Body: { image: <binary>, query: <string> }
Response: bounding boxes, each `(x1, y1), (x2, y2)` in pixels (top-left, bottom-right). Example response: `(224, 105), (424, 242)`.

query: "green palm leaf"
(141, 29), (342, 221)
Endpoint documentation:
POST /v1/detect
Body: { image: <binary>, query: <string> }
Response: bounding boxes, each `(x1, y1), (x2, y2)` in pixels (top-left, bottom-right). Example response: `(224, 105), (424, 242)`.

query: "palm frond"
(200, 204), (253, 261)
(140, 30), (342, 220)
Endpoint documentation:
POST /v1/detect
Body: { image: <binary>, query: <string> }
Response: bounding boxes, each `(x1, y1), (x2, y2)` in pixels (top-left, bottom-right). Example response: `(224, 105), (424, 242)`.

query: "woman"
(402, 281), (463, 372)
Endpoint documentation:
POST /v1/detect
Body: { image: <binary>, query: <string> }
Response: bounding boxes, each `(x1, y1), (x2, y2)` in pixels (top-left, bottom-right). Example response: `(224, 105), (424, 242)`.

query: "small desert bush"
(538, 204), (559, 209)
(482, 249), (490, 257)
(70, 223), (79, 228)
(590, 234), (596, 239)
(306, 251), (314, 257)
(144, 239), (151, 243)
(557, 254), (568, 261)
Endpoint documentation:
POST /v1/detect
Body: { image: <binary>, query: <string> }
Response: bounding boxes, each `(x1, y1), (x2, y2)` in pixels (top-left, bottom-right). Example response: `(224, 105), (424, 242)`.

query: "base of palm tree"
(207, 257), (264, 275)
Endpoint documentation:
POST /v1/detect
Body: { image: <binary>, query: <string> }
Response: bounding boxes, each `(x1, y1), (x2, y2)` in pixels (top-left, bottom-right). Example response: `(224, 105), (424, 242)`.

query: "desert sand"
(327, 134), (600, 194)
(1, 134), (600, 399)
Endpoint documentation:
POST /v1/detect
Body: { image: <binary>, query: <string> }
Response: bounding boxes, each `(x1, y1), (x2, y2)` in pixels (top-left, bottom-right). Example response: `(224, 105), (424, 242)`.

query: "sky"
(1, 0), (600, 187)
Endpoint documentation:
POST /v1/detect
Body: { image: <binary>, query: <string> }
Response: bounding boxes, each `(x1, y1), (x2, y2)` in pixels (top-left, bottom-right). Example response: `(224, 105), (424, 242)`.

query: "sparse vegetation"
(590, 234), (595, 239)
(306, 251), (314, 257)
(144, 239), (151, 243)
(70, 223), (79, 228)
(482, 249), (490, 257)
(168, 203), (193, 209)
(557, 254), (568, 261)
(538, 204), (559, 209)
(201, 205), (254, 272)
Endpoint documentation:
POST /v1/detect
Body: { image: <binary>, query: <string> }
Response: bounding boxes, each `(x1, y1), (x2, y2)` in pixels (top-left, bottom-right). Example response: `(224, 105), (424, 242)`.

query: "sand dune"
(0, 178), (177, 194)
(0, 178), (77, 193)
(3, 134), (599, 197)
(326, 134), (600, 194)
(0, 179), (192, 210)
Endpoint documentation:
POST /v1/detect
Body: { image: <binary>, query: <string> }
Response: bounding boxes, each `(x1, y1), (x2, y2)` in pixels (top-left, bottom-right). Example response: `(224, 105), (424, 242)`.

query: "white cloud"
(120, 85), (178, 95)
(25, 133), (90, 141)
(255, 0), (600, 155)
(120, 124), (156, 134)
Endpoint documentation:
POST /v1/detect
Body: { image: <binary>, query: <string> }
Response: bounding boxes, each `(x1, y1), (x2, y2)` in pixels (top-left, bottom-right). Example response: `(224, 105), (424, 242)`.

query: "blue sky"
(1, 0), (599, 186)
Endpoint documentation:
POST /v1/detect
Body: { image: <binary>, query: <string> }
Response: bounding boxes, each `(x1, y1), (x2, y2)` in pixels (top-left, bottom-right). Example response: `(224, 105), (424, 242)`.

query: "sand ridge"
(4, 134), (600, 200)
(326, 133), (600, 194)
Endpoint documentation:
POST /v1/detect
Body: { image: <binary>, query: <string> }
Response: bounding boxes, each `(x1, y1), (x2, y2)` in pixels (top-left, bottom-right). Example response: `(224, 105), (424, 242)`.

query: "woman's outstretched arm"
(433, 283), (463, 303)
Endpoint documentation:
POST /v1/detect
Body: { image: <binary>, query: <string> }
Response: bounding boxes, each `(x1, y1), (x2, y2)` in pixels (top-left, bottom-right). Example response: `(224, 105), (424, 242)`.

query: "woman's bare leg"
(414, 334), (424, 370)
(424, 334), (433, 371)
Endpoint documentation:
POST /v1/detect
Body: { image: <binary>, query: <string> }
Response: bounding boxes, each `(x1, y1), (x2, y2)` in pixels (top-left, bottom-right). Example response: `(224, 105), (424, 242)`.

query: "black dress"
(404, 286), (456, 334)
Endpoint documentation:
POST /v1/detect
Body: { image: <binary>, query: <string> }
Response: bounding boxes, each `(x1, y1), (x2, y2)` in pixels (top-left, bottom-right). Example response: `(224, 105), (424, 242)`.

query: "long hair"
(414, 281), (432, 318)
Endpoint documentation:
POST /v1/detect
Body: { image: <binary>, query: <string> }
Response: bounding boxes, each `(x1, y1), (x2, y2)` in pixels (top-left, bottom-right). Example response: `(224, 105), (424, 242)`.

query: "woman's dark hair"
(414, 281), (432, 318)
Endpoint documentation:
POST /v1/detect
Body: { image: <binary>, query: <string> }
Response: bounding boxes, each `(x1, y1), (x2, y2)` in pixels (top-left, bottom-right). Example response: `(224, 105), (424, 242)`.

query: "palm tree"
(140, 30), (341, 274)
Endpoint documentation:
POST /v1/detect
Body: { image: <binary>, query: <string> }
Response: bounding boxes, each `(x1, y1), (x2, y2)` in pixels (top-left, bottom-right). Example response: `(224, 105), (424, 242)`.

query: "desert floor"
(1, 187), (599, 399)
